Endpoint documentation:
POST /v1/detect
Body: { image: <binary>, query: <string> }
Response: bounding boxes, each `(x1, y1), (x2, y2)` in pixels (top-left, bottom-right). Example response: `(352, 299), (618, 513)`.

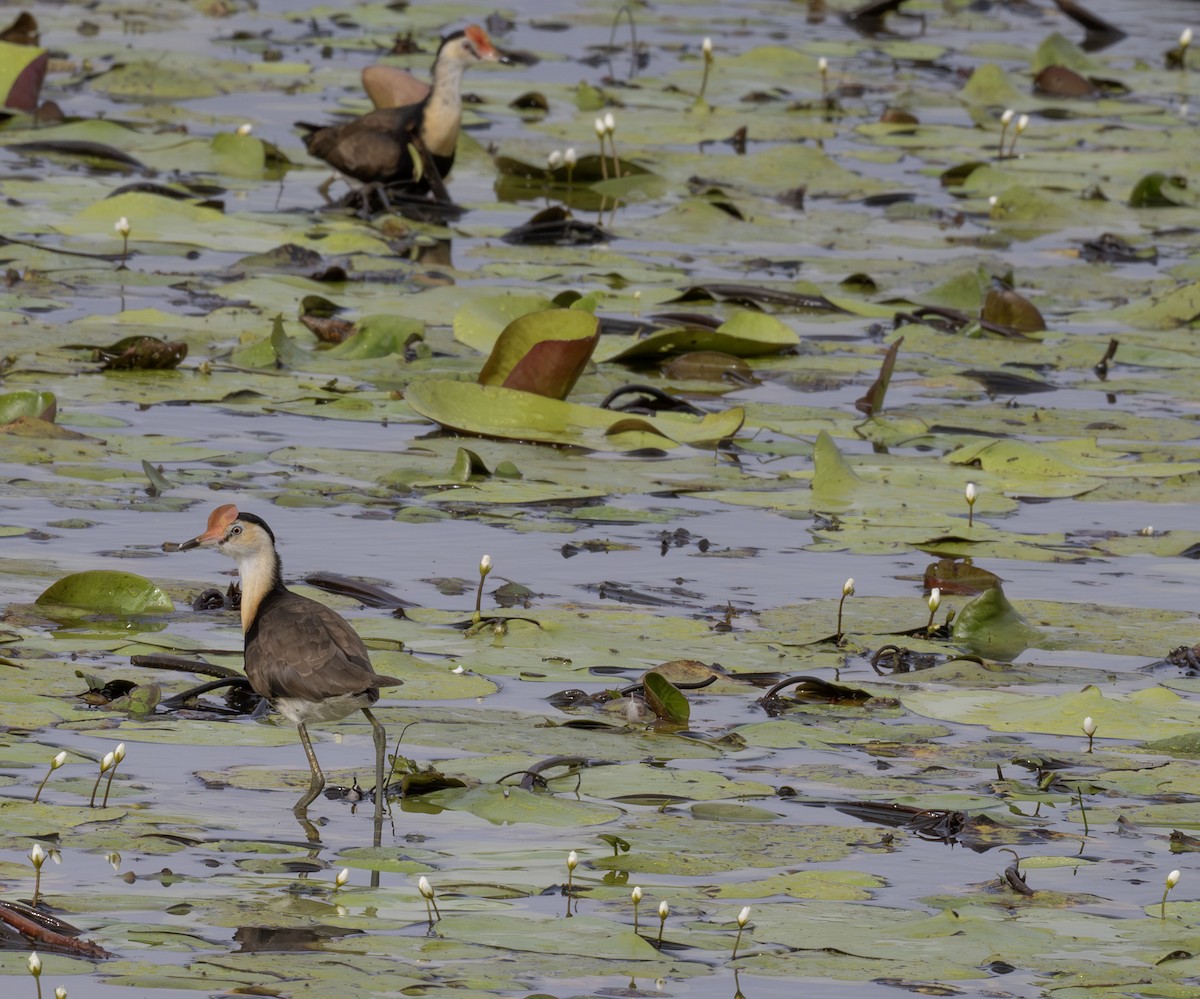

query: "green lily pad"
(405, 380), (744, 451)
(595, 310), (800, 362)
(36, 570), (174, 615)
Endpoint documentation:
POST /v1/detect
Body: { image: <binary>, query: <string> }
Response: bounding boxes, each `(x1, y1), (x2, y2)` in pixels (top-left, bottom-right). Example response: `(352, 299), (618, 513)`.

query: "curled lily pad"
(642, 671), (690, 724)
(478, 308), (600, 399)
(0, 40), (46, 112)
(36, 570), (174, 615)
(950, 584), (1039, 659)
(0, 389), (55, 422)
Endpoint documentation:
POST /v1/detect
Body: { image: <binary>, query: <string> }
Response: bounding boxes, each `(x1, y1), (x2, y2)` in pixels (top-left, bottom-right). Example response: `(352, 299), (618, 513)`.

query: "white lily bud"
(631, 885), (643, 903)
(51, 751), (68, 769)
(1182, 28), (1194, 49)
(702, 37), (713, 58)
(1016, 114), (1030, 133)
(113, 743), (126, 763)
(564, 147), (577, 167)
(100, 751), (115, 773)
(29, 843), (46, 868)
(658, 900), (669, 919)
(115, 217), (131, 237)
(56, 988), (68, 999)
(548, 149), (563, 169)
(418, 875), (435, 899)
(1083, 716), (1096, 736)
(843, 578), (855, 597)
(594, 117), (606, 138)
(480, 554), (493, 576)
(737, 905), (751, 928)
(818, 56), (828, 74)
(236, 122), (253, 136)
(928, 588), (941, 613)
(28, 952), (41, 977)
(1168, 869), (1182, 889)
(965, 482), (977, 505)
(335, 868), (349, 888)
(567, 850), (578, 871)
(604, 111), (615, 133)
(1000, 108), (1015, 125)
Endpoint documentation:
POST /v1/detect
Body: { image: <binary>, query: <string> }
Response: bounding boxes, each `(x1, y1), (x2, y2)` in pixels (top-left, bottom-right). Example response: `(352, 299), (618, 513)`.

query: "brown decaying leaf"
(301, 314), (357, 344)
(982, 287), (1046, 333)
(924, 558), (1002, 595)
(0, 11), (39, 45)
(99, 337), (187, 371)
(854, 335), (903, 417)
(1033, 65), (1098, 99)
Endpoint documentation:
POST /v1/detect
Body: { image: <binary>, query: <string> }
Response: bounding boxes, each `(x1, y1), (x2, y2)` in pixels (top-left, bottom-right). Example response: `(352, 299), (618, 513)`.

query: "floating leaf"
(1129, 173), (1196, 208)
(326, 316), (424, 359)
(36, 571), (174, 615)
(596, 310), (799, 363)
(405, 380), (744, 451)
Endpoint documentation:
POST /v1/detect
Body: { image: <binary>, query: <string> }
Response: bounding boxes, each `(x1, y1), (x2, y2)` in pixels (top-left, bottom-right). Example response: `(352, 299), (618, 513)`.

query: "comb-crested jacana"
(296, 24), (504, 202)
(177, 505), (402, 816)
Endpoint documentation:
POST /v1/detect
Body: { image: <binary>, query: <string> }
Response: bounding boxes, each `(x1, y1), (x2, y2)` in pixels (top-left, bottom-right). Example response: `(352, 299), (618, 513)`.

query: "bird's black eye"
(229, 525), (242, 536)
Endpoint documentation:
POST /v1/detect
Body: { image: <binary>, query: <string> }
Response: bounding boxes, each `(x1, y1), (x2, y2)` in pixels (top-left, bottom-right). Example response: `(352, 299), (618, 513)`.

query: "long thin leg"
(295, 722), (325, 811)
(362, 707), (387, 825)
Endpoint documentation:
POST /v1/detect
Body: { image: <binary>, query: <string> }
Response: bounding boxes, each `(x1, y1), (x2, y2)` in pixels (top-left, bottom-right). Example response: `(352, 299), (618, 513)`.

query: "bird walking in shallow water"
(176, 505), (402, 818)
(297, 24), (505, 205)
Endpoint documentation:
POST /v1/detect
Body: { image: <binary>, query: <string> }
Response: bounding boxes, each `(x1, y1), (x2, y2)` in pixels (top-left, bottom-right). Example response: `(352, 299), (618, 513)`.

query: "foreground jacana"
(175, 505), (402, 816)
(296, 25), (504, 202)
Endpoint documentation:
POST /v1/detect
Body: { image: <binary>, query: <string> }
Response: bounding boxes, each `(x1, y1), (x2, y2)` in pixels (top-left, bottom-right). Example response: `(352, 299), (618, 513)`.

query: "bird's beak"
(163, 504), (239, 553)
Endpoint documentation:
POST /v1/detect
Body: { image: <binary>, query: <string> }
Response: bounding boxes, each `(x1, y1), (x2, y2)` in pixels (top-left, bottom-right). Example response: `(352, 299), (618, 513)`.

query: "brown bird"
(297, 25), (504, 202)
(177, 504), (402, 815)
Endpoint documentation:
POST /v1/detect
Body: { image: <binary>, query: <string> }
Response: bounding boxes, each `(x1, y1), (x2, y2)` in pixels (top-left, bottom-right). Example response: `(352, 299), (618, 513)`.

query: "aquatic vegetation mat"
(2, 1), (1200, 998)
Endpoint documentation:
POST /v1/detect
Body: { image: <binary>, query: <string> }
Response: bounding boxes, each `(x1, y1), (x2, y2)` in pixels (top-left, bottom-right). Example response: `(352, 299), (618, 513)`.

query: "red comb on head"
(464, 24), (497, 57)
(208, 504), (239, 531)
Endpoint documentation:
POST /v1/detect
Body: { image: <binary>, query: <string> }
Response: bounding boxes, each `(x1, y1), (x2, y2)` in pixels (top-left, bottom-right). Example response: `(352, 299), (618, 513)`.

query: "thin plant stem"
(32, 769), (54, 805)
(89, 769), (105, 808)
(102, 760), (121, 808)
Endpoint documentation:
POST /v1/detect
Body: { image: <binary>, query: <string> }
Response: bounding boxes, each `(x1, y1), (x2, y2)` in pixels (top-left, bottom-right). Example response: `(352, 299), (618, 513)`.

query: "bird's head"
(441, 24), (507, 66)
(176, 504), (276, 561)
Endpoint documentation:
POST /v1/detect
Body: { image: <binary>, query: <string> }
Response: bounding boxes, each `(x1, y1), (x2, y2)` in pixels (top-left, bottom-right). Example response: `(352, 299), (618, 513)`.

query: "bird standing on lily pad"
(171, 505), (401, 820)
(297, 25), (507, 209)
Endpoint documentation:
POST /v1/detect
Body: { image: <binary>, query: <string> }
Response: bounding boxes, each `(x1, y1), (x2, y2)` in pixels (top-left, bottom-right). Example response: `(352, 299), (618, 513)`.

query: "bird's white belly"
(274, 692), (372, 725)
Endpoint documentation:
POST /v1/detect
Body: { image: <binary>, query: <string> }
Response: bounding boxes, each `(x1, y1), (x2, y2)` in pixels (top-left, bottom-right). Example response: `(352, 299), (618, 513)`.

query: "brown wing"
(244, 591), (402, 702)
(299, 107), (422, 184)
